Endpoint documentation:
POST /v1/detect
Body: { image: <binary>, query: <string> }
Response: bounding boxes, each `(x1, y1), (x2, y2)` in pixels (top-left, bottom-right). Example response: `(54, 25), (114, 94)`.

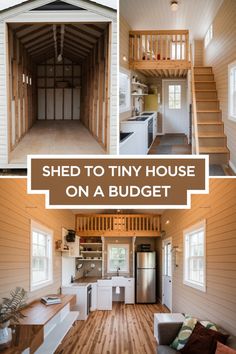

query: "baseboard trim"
(229, 160), (236, 174)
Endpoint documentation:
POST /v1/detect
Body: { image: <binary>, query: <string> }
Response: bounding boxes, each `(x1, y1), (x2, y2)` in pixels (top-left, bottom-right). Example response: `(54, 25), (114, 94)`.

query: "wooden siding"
(0, 179), (74, 302)
(194, 40), (204, 66)
(204, 0), (236, 171)
(162, 179), (236, 335)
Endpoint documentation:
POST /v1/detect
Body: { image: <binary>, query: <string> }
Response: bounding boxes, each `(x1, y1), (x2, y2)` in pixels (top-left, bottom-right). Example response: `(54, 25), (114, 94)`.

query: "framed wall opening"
(6, 21), (111, 164)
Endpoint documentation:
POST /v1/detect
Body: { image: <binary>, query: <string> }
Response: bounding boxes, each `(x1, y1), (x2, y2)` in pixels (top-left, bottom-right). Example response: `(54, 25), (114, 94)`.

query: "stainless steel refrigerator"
(136, 251), (156, 303)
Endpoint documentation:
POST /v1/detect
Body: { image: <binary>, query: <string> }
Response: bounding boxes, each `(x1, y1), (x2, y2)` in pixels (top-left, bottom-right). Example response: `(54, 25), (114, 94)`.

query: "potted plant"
(0, 287), (27, 350)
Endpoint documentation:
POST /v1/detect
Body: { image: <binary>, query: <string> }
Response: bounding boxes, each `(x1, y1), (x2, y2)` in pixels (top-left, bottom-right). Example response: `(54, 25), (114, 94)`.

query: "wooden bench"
(3, 294), (79, 354)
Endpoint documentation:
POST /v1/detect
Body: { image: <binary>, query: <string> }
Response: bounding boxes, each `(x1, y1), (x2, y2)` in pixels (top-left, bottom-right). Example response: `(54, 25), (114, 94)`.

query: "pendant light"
(170, 1), (179, 12)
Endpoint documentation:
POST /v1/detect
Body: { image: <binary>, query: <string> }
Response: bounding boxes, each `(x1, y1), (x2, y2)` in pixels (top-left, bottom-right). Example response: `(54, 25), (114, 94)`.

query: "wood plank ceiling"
(120, 0), (224, 39)
(9, 22), (107, 63)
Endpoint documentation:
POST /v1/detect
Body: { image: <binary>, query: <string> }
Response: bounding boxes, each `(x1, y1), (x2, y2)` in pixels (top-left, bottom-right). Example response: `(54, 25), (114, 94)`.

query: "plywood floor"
(55, 302), (168, 354)
(9, 121), (105, 164)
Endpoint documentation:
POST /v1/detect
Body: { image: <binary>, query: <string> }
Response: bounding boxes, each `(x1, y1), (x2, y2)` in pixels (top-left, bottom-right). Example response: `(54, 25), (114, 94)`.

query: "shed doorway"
(7, 22), (110, 164)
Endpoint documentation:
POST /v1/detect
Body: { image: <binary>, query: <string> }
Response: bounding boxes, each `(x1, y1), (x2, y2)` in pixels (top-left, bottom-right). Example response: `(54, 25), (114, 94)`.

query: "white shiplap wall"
(0, 22), (8, 165)
(120, 0), (223, 39)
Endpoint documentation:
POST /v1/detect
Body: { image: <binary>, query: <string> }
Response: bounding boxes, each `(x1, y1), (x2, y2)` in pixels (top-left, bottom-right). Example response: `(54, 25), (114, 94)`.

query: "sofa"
(156, 320), (236, 354)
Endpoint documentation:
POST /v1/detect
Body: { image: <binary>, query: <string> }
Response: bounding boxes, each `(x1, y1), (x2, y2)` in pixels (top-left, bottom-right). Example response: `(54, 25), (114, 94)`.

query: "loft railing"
(190, 44), (199, 154)
(129, 30), (190, 67)
(75, 214), (161, 237)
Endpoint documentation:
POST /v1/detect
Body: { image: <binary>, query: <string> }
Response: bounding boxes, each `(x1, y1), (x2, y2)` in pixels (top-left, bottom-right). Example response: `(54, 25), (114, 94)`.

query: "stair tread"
(194, 66), (212, 68)
(198, 132), (226, 138)
(195, 81), (215, 83)
(195, 90), (217, 92)
(198, 121), (223, 125)
(199, 147), (229, 154)
(197, 110), (221, 113)
(196, 99), (219, 101)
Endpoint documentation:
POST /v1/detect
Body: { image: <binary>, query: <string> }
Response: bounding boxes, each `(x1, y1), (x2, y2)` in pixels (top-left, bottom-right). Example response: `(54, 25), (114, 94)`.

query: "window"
(168, 85), (181, 109)
(183, 220), (206, 292)
(107, 244), (129, 273)
(204, 24), (213, 48)
(228, 61), (236, 121)
(171, 42), (186, 60)
(119, 70), (131, 113)
(31, 220), (53, 291)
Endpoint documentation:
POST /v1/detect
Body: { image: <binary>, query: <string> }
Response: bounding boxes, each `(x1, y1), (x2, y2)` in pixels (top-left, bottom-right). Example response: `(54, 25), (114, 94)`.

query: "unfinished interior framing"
(0, 0), (117, 168)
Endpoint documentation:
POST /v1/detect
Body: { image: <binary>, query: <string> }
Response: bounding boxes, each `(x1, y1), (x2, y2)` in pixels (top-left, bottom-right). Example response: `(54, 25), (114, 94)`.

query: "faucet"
(116, 267), (121, 276)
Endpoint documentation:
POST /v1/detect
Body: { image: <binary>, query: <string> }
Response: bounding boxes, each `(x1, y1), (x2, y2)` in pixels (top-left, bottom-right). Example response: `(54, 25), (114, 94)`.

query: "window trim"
(183, 220), (206, 292)
(30, 220), (53, 292)
(107, 243), (130, 273)
(228, 60), (236, 122)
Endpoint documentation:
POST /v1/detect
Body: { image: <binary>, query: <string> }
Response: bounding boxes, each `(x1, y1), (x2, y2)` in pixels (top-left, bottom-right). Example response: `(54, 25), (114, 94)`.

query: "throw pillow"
(180, 322), (229, 354)
(170, 315), (197, 350)
(215, 342), (236, 354)
(200, 320), (218, 331)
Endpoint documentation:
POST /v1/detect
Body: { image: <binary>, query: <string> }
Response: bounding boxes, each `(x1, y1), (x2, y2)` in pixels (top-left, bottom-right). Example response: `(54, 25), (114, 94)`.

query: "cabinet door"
(97, 287), (112, 310)
(125, 278), (135, 304)
(91, 283), (97, 311)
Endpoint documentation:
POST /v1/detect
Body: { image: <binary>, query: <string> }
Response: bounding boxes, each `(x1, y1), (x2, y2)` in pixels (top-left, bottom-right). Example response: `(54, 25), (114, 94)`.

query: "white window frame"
(228, 60), (236, 121)
(183, 220), (206, 292)
(168, 84), (181, 109)
(119, 68), (131, 113)
(30, 220), (53, 291)
(107, 244), (130, 273)
(204, 24), (213, 48)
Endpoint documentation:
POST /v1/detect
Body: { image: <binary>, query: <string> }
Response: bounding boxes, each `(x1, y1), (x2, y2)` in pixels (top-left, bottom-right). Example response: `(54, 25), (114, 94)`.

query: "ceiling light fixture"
(170, 0), (179, 12)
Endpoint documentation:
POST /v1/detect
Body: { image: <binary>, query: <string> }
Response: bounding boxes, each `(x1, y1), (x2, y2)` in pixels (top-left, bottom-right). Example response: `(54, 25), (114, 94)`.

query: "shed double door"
(38, 88), (80, 120)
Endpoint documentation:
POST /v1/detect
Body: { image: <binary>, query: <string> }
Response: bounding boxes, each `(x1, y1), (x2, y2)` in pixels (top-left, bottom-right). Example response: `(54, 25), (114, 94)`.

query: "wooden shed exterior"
(0, 0), (117, 168)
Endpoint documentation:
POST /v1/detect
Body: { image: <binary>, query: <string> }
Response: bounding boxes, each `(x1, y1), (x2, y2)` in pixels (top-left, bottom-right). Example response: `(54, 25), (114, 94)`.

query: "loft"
(129, 30), (191, 77)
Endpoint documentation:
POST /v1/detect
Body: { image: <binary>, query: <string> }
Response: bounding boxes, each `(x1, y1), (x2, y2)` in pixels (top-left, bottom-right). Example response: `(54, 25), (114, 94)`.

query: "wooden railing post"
(190, 44), (199, 154)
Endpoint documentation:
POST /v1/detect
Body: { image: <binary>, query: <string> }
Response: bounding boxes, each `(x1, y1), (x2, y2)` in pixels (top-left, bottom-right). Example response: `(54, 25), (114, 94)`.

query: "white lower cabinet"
(97, 280), (112, 310)
(91, 282), (97, 311)
(61, 285), (88, 320)
(125, 278), (135, 304)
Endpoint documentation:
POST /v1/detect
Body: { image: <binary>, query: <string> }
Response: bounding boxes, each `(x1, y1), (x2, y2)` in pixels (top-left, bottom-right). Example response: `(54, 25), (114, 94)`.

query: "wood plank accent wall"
(7, 26), (36, 153)
(0, 179), (74, 302)
(204, 0), (236, 171)
(80, 25), (110, 151)
(194, 40), (204, 66)
(162, 179), (236, 335)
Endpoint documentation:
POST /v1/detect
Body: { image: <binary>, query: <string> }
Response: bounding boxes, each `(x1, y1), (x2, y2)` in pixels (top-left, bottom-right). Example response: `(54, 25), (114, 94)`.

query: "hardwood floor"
(55, 302), (168, 354)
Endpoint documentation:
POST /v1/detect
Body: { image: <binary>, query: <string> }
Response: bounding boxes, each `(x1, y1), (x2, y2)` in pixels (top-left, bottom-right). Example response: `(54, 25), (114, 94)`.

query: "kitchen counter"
(73, 276), (101, 284)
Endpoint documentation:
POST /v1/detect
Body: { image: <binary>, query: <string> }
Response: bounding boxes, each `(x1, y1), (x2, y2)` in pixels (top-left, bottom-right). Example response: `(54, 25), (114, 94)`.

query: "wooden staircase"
(194, 66), (229, 165)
